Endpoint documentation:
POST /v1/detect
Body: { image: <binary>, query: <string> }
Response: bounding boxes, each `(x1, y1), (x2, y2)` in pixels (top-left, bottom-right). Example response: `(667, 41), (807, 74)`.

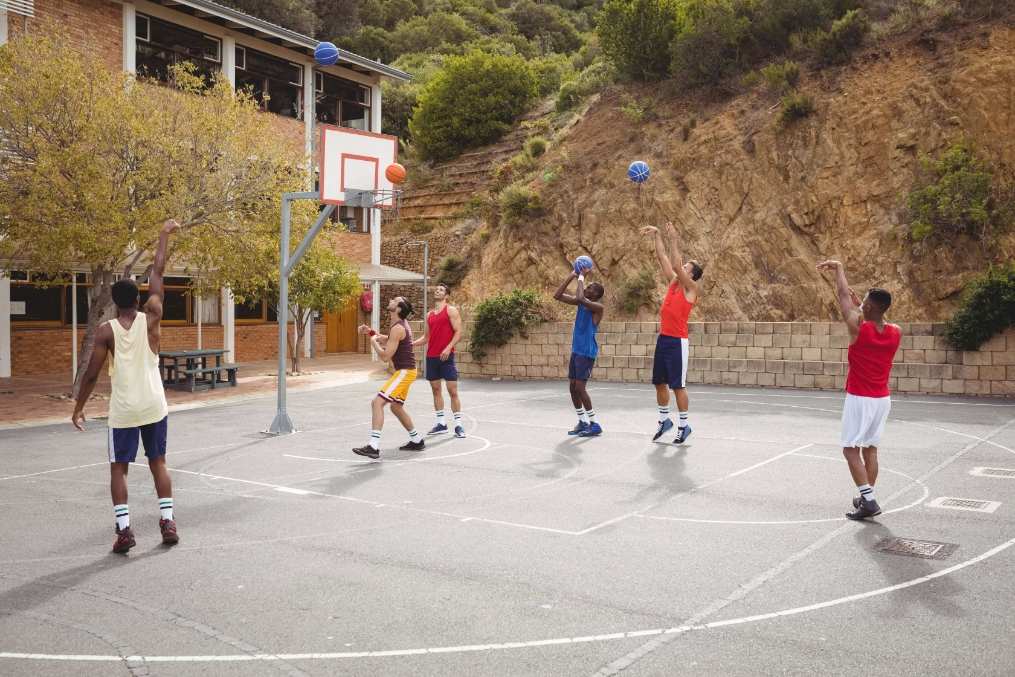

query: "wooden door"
(326, 296), (360, 352)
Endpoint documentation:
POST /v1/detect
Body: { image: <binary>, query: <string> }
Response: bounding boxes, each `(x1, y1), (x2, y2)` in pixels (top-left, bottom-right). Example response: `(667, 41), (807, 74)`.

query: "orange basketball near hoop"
(385, 162), (407, 185)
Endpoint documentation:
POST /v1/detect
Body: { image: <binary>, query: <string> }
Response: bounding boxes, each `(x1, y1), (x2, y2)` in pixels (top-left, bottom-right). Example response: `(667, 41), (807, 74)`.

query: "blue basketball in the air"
(628, 160), (650, 184)
(575, 255), (594, 273)
(315, 42), (340, 66)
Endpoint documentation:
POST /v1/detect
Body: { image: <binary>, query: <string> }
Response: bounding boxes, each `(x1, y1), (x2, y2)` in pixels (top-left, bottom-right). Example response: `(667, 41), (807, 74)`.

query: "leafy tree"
(670, 0), (752, 86)
(410, 51), (536, 161)
(597, 0), (679, 81)
(509, 0), (582, 53)
(388, 12), (481, 57)
(0, 33), (304, 392)
(219, 0), (320, 35)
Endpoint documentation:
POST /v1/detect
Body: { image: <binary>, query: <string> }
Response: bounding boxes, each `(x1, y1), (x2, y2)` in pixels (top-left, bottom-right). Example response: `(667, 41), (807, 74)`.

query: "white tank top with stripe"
(106, 313), (168, 428)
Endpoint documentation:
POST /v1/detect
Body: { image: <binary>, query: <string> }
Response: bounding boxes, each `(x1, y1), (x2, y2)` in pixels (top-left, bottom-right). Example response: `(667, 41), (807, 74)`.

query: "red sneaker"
(112, 527), (135, 554)
(159, 519), (179, 545)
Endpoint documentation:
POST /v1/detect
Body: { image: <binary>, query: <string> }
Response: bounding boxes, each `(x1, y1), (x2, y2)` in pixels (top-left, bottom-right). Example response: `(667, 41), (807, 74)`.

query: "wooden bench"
(178, 363), (239, 392)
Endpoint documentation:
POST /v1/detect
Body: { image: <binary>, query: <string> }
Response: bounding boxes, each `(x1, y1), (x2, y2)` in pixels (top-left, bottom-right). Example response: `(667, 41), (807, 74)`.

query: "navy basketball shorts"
(425, 354), (459, 382)
(652, 335), (689, 389)
(568, 353), (596, 381)
(108, 416), (168, 464)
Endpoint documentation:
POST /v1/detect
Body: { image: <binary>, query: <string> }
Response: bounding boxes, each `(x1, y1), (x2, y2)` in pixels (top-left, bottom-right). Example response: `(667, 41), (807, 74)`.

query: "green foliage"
(617, 268), (659, 314)
(670, 0), (752, 87)
(509, 0), (582, 53)
(944, 264), (1015, 351)
(499, 182), (543, 226)
(530, 53), (573, 97)
(907, 143), (996, 241)
(405, 220), (436, 235)
(806, 8), (870, 66)
(597, 0), (679, 81)
(410, 51), (536, 162)
(619, 95), (657, 123)
(555, 60), (615, 112)
(340, 25), (393, 62)
(525, 136), (548, 158)
(779, 92), (815, 125)
(219, 0), (320, 35)
(436, 254), (470, 289)
(388, 12), (481, 56)
(470, 289), (547, 361)
(760, 60), (801, 94)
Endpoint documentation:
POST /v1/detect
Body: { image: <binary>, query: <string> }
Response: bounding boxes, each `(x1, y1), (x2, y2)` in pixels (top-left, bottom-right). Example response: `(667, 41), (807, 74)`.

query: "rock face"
(464, 22), (1015, 321)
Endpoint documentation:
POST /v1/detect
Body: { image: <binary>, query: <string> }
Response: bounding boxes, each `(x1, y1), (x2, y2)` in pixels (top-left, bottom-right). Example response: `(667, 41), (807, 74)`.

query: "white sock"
(678, 412), (689, 429)
(435, 410), (446, 426)
(114, 504), (129, 531)
(587, 409), (597, 422)
(409, 429), (422, 443)
(158, 498), (173, 521)
(368, 430), (381, 450)
(658, 406), (670, 423)
(858, 484), (875, 503)
(453, 412), (463, 426)
(575, 406), (586, 422)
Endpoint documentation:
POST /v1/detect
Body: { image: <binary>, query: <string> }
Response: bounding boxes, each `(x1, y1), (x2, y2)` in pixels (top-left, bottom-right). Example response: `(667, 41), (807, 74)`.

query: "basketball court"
(2, 379), (1014, 676)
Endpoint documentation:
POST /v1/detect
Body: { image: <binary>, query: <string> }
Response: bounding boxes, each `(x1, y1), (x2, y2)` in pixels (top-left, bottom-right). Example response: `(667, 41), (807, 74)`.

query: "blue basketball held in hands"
(574, 255), (594, 274)
(315, 42), (340, 66)
(627, 160), (650, 184)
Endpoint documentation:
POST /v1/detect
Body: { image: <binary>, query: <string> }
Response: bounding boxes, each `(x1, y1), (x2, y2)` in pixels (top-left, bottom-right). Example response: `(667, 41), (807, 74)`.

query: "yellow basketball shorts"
(378, 369), (417, 404)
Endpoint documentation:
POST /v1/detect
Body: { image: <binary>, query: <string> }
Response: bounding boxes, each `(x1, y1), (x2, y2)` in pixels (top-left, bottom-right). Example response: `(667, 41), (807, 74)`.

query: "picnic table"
(159, 349), (239, 392)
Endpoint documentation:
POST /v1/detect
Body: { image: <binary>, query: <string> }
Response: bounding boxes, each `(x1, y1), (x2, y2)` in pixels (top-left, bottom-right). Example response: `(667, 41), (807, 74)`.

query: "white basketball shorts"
(840, 393), (891, 448)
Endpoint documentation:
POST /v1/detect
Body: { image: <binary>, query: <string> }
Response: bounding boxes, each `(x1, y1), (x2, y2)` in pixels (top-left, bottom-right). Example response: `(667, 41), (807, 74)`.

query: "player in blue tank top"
(553, 266), (606, 437)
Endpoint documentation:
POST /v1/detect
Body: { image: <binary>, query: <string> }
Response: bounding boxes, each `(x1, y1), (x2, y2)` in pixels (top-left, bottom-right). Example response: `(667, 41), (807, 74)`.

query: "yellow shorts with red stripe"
(378, 369), (417, 404)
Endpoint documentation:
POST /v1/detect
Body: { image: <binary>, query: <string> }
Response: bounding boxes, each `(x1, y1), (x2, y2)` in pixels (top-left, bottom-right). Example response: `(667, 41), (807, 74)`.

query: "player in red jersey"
(817, 260), (901, 520)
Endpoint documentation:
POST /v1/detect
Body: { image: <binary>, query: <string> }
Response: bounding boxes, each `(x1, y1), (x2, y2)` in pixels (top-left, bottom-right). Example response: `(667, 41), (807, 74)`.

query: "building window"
(234, 297), (279, 323)
(236, 46), (303, 119)
(314, 72), (370, 130)
(136, 14), (222, 84)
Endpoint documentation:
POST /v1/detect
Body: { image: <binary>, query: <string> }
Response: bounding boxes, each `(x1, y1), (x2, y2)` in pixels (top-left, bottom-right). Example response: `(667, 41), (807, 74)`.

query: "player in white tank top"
(72, 220), (181, 553)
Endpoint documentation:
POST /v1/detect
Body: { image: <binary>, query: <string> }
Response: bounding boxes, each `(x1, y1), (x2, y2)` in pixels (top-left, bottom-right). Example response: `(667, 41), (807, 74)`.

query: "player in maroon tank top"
(817, 260), (901, 520)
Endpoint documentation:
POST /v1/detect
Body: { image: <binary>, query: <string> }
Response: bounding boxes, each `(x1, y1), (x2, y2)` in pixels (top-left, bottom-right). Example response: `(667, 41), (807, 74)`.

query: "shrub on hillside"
(410, 51), (536, 162)
(618, 268), (659, 314)
(470, 289), (548, 361)
(554, 60), (615, 112)
(531, 54), (573, 97)
(806, 9), (870, 66)
(760, 60), (801, 95)
(907, 142), (996, 241)
(508, 0), (582, 53)
(597, 0), (679, 81)
(499, 182), (543, 226)
(944, 264), (1015, 351)
(436, 254), (470, 289)
(670, 0), (752, 87)
(525, 136), (548, 158)
(779, 92), (815, 125)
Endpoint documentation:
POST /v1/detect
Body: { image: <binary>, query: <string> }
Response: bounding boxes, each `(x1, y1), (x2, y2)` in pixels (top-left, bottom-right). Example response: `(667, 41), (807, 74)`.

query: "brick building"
(0, 0), (423, 379)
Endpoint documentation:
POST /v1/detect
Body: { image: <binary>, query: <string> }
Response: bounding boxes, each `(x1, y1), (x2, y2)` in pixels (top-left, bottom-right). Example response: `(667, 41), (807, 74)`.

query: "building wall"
(11, 323), (325, 376)
(329, 232), (372, 264)
(454, 321), (1015, 399)
(7, 0), (122, 70)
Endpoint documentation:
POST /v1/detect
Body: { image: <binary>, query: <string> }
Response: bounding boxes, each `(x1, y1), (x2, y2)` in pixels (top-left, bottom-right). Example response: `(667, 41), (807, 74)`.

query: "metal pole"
(71, 274), (78, 385)
(268, 195), (296, 435)
(196, 292), (203, 350)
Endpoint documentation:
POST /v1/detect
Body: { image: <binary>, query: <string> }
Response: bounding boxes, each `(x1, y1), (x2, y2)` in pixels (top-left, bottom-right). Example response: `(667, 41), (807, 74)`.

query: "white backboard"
(319, 126), (399, 207)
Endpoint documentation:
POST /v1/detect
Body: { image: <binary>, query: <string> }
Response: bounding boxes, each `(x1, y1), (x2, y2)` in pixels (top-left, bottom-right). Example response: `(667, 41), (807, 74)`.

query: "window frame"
(134, 13), (223, 85)
(234, 46), (305, 120)
(313, 71), (372, 129)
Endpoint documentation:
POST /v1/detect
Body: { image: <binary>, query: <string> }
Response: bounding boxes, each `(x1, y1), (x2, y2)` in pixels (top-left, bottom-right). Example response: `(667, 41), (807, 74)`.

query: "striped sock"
(858, 484), (875, 503)
(678, 411), (689, 429)
(114, 504), (129, 531)
(409, 429), (422, 443)
(435, 411), (446, 425)
(158, 498), (173, 521)
(575, 406), (586, 422)
(368, 430), (381, 450)
(453, 412), (463, 425)
(658, 406), (670, 423)
(587, 409), (597, 422)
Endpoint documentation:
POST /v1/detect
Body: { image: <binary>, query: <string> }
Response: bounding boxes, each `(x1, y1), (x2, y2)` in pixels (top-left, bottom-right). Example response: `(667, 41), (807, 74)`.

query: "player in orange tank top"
(817, 259), (901, 521)
(641, 222), (704, 445)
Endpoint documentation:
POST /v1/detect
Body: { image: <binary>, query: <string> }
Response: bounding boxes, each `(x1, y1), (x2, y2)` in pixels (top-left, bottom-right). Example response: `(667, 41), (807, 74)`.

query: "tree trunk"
(72, 267), (117, 398)
(289, 306), (307, 375)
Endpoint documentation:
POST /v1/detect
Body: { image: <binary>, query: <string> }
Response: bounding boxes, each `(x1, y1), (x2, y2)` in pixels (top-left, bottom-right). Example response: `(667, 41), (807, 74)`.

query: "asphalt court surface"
(1, 379), (1014, 676)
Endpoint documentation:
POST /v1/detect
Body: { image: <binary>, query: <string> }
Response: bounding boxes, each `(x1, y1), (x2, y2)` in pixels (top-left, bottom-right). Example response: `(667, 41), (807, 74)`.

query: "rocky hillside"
(403, 19), (1015, 322)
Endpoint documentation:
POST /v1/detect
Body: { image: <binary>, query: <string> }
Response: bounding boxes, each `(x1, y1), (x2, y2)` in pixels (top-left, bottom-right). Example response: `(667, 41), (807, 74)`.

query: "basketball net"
(343, 188), (403, 226)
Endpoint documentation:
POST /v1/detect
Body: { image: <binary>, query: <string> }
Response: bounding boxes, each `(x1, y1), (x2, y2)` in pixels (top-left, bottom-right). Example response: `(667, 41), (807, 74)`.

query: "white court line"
(473, 417), (789, 446)
(2, 534), (1013, 663)
(0, 462), (108, 482)
(594, 387), (1015, 407)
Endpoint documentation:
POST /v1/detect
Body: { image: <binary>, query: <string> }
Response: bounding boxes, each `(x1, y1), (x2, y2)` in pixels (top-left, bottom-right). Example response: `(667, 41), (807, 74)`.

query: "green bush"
(499, 181), (543, 226)
(554, 60), (615, 112)
(760, 60), (801, 94)
(619, 96), (657, 124)
(470, 289), (547, 361)
(508, 0), (582, 53)
(808, 9), (870, 66)
(907, 142), (995, 241)
(410, 51), (536, 162)
(525, 136), (548, 158)
(670, 0), (752, 87)
(779, 92), (815, 125)
(530, 54), (573, 97)
(944, 264), (1015, 351)
(436, 254), (470, 289)
(618, 268), (659, 314)
(597, 0), (679, 81)
(388, 12), (481, 58)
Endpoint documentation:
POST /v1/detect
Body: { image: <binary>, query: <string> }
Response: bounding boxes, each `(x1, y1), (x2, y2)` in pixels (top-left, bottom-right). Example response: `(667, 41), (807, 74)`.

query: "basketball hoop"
(344, 188), (403, 224)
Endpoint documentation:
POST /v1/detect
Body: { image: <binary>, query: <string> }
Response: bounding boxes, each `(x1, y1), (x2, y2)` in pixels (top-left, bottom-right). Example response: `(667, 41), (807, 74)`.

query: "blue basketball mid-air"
(315, 42), (340, 66)
(627, 160), (650, 183)
(574, 255), (594, 274)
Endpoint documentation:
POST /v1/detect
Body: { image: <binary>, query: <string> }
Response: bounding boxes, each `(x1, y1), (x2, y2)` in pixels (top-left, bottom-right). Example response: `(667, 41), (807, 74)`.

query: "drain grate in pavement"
(970, 467), (1015, 479)
(874, 538), (958, 560)
(927, 496), (1002, 513)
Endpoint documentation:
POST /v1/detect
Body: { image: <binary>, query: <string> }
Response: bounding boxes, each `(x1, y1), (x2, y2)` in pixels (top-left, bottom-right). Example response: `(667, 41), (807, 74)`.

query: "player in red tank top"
(817, 260), (901, 520)
(413, 283), (466, 438)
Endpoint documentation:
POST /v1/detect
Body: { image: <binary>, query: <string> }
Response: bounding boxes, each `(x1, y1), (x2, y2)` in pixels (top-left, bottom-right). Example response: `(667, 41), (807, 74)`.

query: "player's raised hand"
(816, 260), (842, 272)
(640, 225), (659, 236)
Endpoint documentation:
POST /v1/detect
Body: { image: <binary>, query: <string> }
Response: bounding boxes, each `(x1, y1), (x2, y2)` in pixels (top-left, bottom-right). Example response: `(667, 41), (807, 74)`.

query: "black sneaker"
(399, 440), (425, 452)
(846, 497), (882, 520)
(852, 496), (862, 509)
(352, 445), (380, 459)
